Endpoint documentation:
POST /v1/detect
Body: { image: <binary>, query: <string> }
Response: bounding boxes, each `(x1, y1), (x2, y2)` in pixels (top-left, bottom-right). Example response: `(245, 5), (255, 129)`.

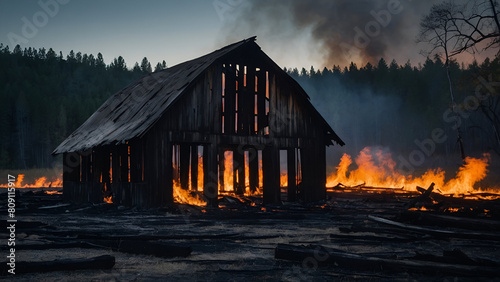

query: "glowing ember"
(104, 196), (113, 204)
(327, 147), (498, 196)
(174, 180), (206, 205)
(0, 174), (63, 188)
(45, 190), (62, 195)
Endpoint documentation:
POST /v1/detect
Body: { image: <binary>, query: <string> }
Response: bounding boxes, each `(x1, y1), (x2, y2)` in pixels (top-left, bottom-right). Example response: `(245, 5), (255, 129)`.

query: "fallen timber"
(275, 244), (500, 277)
(2, 188), (500, 280)
(368, 215), (500, 241)
(0, 255), (115, 275)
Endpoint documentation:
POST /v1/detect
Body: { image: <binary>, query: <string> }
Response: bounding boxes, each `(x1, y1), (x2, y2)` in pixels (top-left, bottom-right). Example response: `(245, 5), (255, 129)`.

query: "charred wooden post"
(62, 152), (79, 202)
(179, 144), (190, 190)
(153, 134), (173, 206)
(130, 141), (142, 183)
(190, 145), (198, 191)
(248, 147), (259, 193)
(204, 143), (218, 207)
(234, 148), (245, 195)
(111, 146), (121, 193)
(218, 148), (225, 192)
(300, 143), (326, 202)
(81, 151), (91, 183)
(287, 148), (297, 202)
(225, 64), (236, 135)
(263, 146), (280, 204)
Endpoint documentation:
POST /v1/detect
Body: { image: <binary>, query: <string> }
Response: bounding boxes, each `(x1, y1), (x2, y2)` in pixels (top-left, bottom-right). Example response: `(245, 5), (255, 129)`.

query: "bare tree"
(419, 2), (466, 160)
(448, 0), (500, 56)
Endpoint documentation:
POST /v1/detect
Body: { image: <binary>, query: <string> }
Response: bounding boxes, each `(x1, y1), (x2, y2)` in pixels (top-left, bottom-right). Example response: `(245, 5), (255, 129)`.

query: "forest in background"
(0, 43), (499, 170)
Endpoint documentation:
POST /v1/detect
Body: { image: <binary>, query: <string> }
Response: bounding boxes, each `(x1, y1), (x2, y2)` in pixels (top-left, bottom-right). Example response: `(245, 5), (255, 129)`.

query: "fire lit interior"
(4, 146), (498, 204)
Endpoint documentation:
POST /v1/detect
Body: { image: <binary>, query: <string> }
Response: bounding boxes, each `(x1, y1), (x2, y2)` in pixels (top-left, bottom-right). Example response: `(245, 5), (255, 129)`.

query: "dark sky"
(0, 0), (492, 69)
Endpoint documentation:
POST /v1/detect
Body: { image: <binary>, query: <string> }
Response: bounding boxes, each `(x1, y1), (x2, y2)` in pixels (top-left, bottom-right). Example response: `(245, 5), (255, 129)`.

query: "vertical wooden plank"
(234, 148), (245, 195)
(62, 152), (79, 202)
(300, 142), (326, 203)
(248, 147), (259, 193)
(190, 145), (198, 191)
(130, 141), (142, 183)
(218, 147), (225, 192)
(269, 73), (277, 137)
(203, 143), (218, 207)
(120, 145), (128, 182)
(81, 151), (90, 183)
(257, 69), (266, 134)
(211, 64), (222, 134)
(179, 144), (190, 190)
(225, 64), (236, 134)
(92, 148), (103, 203)
(263, 146), (280, 204)
(112, 147), (121, 185)
(159, 132), (173, 205)
(101, 147), (111, 196)
(246, 66), (256, 135)
(316, 140), (327, 201)
(287, 148), (297, 202)
(299, 146), (311, 202)
(144, 132), (157, 206)
(63, 152), (80, 182)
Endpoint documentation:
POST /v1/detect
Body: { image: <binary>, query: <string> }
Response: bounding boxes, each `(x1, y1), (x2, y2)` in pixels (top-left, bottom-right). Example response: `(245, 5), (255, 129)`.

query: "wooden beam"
(234, 148), (245, 195)
(62, 152), (80, 182)
(111, 147), (121, 185)
(263, 146), (280, 204)
(120, 145), (129, 182)
(161, 137), (173, 205)
(203, 143), (218, 207)
(218, 147), (225, 192)
(179, 144), (190, 190)
(225, 64), (236, 134)
(81, 151), (91, 183)
(1, 255), (115, 275)
(248, 147), (259, 193)
(190, 145), (199, 191)
(287, 148), (297, 202)
(256, 70), (266, 133)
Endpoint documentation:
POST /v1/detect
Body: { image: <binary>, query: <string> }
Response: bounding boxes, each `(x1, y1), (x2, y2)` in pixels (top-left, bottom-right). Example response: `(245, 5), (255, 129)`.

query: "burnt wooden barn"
(53, 37), (344, 207)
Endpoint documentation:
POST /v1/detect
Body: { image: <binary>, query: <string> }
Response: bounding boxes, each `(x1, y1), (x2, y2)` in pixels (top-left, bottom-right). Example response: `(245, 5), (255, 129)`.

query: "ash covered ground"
(1, 189), (500, 281)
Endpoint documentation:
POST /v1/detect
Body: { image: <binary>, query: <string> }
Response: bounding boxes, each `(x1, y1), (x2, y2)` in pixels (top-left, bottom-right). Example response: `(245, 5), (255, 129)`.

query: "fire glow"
(327, 147), (497, 196)
(0, 174), (62, 188)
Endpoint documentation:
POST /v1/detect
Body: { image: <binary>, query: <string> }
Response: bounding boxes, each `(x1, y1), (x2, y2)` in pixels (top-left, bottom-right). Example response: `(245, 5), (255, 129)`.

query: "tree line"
(286, 55), (500, 159)
(0, 44), (165, 169)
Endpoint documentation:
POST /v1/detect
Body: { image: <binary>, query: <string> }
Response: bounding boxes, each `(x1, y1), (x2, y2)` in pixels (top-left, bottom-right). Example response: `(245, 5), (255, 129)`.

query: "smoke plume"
(221, 0), (440, 67)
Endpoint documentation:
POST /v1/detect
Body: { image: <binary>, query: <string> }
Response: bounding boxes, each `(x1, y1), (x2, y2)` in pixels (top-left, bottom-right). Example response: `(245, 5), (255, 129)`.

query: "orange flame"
(174, 180), (206, 205)
(280, 170), (288, 187)
(220, 151), (234, 192)
(0, 174), (63, 188)
(104, 196), (113, 204)
(327, 147), (497, 196)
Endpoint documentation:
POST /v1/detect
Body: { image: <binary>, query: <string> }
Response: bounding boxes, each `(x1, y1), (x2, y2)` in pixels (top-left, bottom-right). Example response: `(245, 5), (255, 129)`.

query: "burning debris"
(327, 147), (498, 198)
(0, 174), (63, 189)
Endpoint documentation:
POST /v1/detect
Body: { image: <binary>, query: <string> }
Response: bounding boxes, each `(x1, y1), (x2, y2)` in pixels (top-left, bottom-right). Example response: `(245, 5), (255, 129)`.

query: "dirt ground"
(1, 189), (500, 281)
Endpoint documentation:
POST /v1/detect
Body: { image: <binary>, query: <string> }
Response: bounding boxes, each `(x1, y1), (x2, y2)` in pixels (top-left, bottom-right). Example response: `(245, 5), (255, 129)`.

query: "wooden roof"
(53, 37), (343, 154)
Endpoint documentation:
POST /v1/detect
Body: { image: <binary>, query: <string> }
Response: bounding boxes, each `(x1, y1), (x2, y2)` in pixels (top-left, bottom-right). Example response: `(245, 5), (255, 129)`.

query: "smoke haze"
(221, 0), (441, 68)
